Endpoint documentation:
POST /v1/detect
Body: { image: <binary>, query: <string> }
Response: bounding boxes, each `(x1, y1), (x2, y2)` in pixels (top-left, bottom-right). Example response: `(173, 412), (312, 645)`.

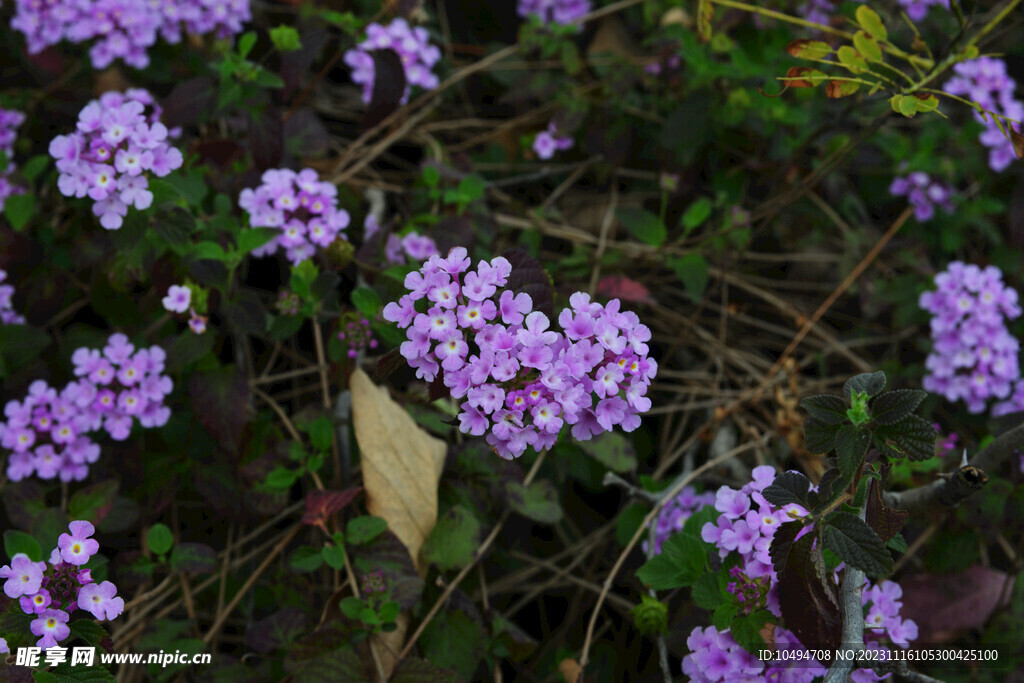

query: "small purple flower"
(76, 581), (125, 621)
(30, 609), (70, 649)
(162, 285), (191, 313)
(58, 520), (100, 565)
(0, 555), (47, 598)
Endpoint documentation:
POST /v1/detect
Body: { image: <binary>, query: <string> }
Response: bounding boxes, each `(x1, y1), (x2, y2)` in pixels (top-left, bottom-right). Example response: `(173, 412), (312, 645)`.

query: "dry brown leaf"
(351, 367), (446, 575)
(351, 368), (446, 678)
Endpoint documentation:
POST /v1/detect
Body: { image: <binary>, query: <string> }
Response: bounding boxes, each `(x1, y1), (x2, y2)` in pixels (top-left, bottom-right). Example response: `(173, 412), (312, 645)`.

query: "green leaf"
(786, 39), (833, 60)
(322, 544), (348, 570)
(804, 418), (838, 454)
(378, 601), (400, 623)
(237, 31), (257, 58)
(68, 620), (110, 649)
(635, 532), (706, 590)
(855, 5), (888, 41)
(799, 394), (849, 425)
(852, 31), (882, 63)
(692, 571), (726, 610)
(4, 529), (42, 561)
(346, 516), (388, 545)
(762, 471), (812, 508)
(844, 371), (886, 399)
(421, 505), (481, 572)
(730, 609), (772, 652)
(912, 94), (940, 113)
(351, 286), (382, 317)
(263, 466), (300, 490)
(667, 253), (709, 301)
(873, 414), (936, 461)
(835, 426), (870, 480)
(4, 193), (35, 231)
(579, 432), (637, 472)
(289, 546), (324, 572)
(152, 207), (196, 251)
(681, 197), (712, 233)
(631, 594), (668, 635)
(870, 389), (927, 425)
(339, 596), (364, 620)
(269, 25), (303, 52)
(21, 155), (50, 183)
(615, 503), (648, 546)
(237, 227), (278, 254)
(836, 45), (868, 74)
(192, 241), (228, 262)
(822, 511), (893, 578)
(422, 165), (441, 188)
(711, 602), (737, 630)
(169, 543), (217, 574)
(886, 533), (908, 553)
(147, 523), (174, 556)
(251, 68), (285, 88)
(616, 206), (667, 246)
(68, 479), (120, 524)
(419, 609), (484, 681)
(505, 479), (563, 524)
(304, 415), (334, 452)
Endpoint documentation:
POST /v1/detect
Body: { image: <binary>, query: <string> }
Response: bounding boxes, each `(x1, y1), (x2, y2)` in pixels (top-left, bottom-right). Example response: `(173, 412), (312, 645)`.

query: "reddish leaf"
(777, 533), (840, 650)
(302, 488), (363, 529)
(597, 275), (654, 305)
(865, 478), (908, 542)
(900, 565), (1014, 640)
(784, 66), (823, 88)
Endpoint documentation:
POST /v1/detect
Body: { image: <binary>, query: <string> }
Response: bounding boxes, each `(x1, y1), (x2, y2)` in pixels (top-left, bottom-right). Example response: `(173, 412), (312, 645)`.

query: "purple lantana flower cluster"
(11, 0), (250, 70)
(364, 215), (439, 265)
(919, 262), (1023, 414)
(944, 57), (1024, 172)
(897, 0), (950, 21)
(239, 168), (351, 266)
(383, 249), (656, 459)
(337, 314), (379, 359)
(889, 172), (954, 221)
(0, 334), (172, 481)
(50, 89), (183, 230)
(533, 122), (574, 160)
(645, 485), (715, 554)
(517, 0), (591, 27)
(681, 467), (917, 682)
(0, 270), (26, 325)
(0, 521), (124, 649)
(0, 107), (26, 211)
(344, 19), (441, 105)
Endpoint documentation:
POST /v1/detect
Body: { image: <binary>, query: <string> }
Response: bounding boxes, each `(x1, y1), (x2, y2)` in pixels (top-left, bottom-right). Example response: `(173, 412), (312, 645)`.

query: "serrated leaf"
(822, 511), (893, 578)
(579, 432), (637, 472)
(421, 505), (480, 572)
(635, 533), (707, 590)
(351, 286), (382, 317)
(711, 602), (737, 630)
(269, 24), (302, 52)
(786, 39), (832, 60)
(68, 619), (110, 649)
(777, 532), (840, 650)
(615, 206), (667, 246)
(852, 31), (882, 63)
(730, 609), (772, 652)
(870, 389), (926, 425)
(762, 471), (812, 508)
(800, 394), (849, 425)
(768, 521), (804, 573)
(692, 571), (725, 610)
(804, 417), (839, 454)
(844, 371), (886, 399)
(346, 515), (388, 545)
(873, 414), (936, 461)
(835, 426), (870, 480)
(856, 5), (888, 41)
(505, 479), (562, 524)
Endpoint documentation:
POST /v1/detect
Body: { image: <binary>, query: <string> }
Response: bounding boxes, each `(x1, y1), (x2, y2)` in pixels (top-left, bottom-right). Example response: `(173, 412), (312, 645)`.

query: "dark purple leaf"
(245, 606), (308, 653)
(900, 565), (1014, 640)
(280, 23), (329, 97)
(250, 106), (284, 171)
(501, 247), (553, 319)
(284, 108), (332, 159)
(865, 478), (908, 542)
(776, 532), (840, 650)
(352, 529), (424, 610)
(170, 542), (217, 574)
(188, 364), (250, 454)
(302, 488), (363, 527)
(361, 49), (407, 130)
(162, 76), (217, 128)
